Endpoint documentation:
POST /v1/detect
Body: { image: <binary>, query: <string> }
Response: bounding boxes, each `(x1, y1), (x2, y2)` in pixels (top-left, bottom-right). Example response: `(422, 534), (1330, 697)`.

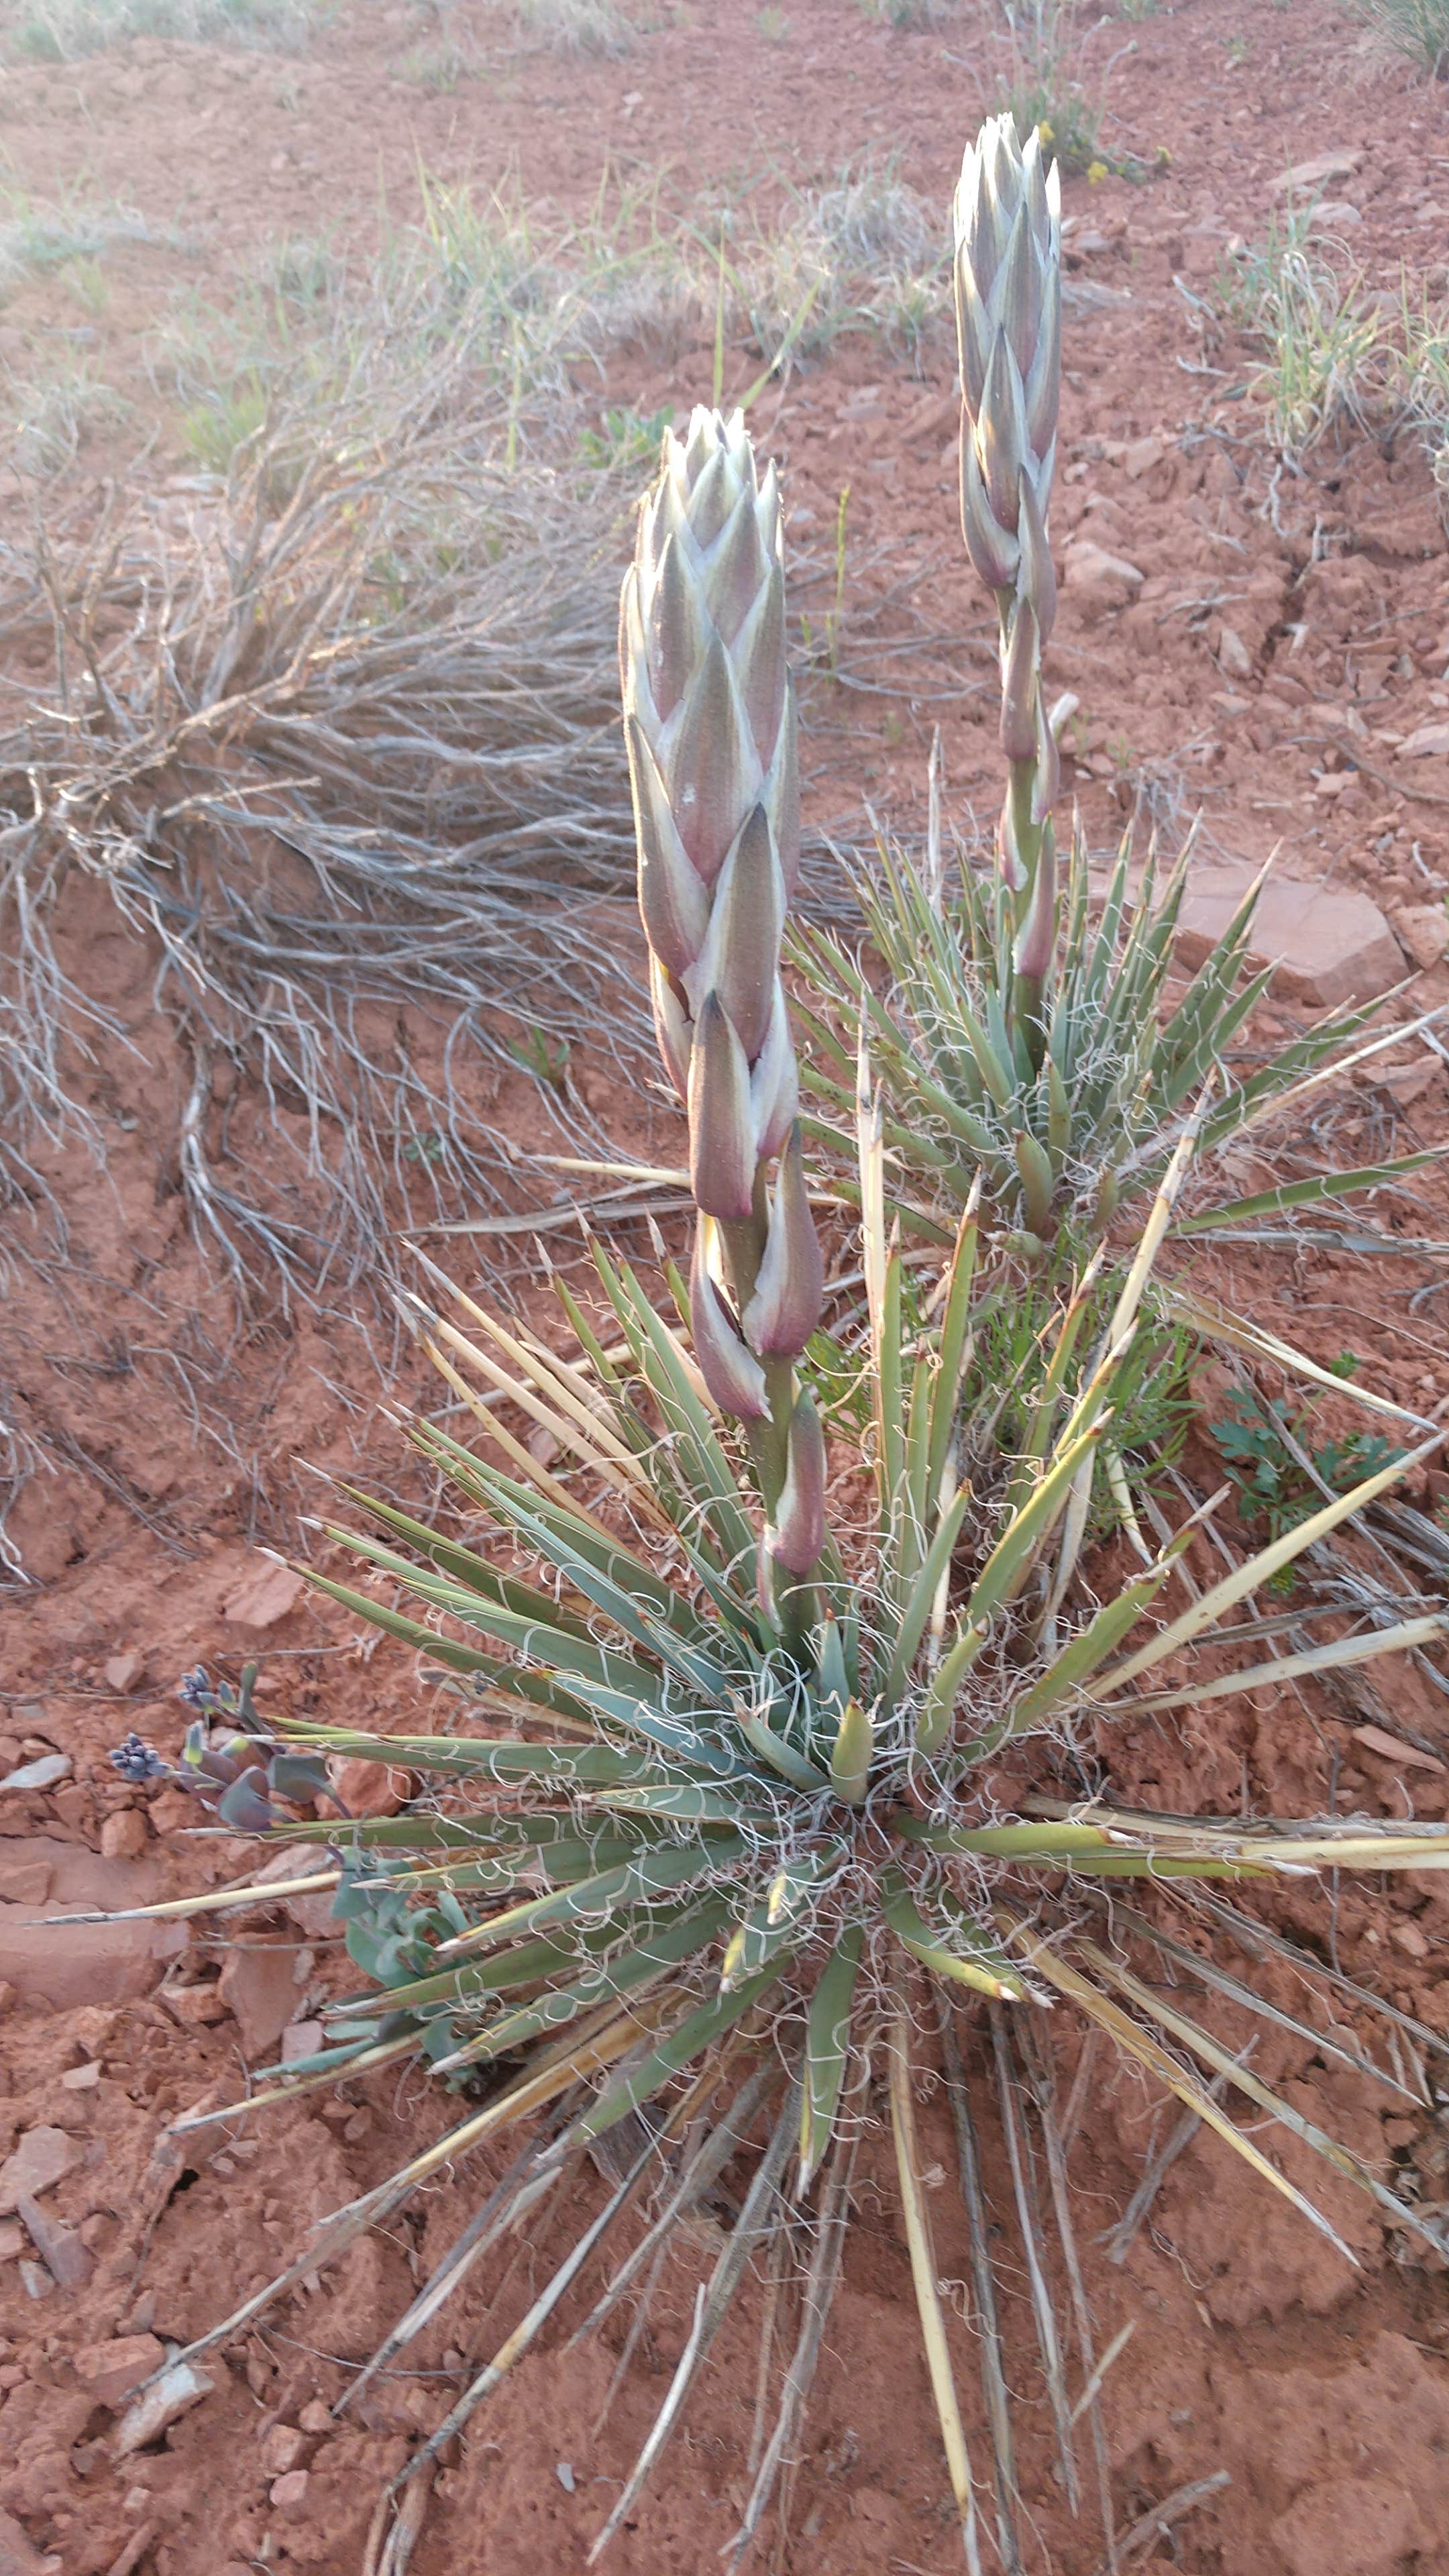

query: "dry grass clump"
(1216, 207), (1449, 500)
(1352, 0), (1449, 72)
(5, 0), (324, 56)
(731, 161), (948, 368)
(1, 199), (653, 1305)
(504, 0), (635, 51)
(0, 183), (179, 294)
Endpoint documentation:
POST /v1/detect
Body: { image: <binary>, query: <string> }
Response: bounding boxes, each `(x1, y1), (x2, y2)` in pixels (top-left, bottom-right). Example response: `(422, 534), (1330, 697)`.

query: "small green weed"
(508, 1028), (572, 1089)
(578, 402), (672, 470)
(1212, 1361), (1402, 1561)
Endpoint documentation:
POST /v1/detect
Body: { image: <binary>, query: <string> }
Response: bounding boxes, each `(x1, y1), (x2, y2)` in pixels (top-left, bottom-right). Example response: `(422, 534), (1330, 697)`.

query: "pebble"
(17, 2194), (93, 2291)
(1394, 904), (1449, 972)
(260, 2424), (308, 2477)
(0, 1756), (71, 1794)
(1217, 625), (1253, 679)
(1269, 146), (1362, 197)
(0, 2504), (60, 2573)
(73, 2334), (166, 2409)
(325, 1755), (409, 1819)
(217, 1943), (310, 2059)
(221, 1560), (305, 1631)
(0, 2128), (83, 2217)
(101, 1813), (150, 1862)
(115, 2358), (215, 2457)
(270, 2469), (311, 2514)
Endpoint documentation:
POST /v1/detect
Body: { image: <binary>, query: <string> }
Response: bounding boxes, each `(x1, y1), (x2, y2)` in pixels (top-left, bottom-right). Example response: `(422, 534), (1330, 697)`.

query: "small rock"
(280, 2021), (325, 2065)
(1269, 146), (1362, 196)
(18, 2260), (52, 2301)
(1391, 1919), (1430, 1959)
(325, 1756), (409, 1819)
(0, 1859), (51, 1907)
(1062, 539), (1145, 604)
(1174, 864), (1403, 1008)
(1374, 1053), (1444, 1108)
(1393, 904), (1449, 972)
(0, 2502), (62, 2573)
(217, 1943), (307, 2060)
(145, 1788), (196, 1838)
(1352, 1723), (1446, 1774)
(1120, 433), (1163, 478)
(270, 2469), (311, 2515)
(222, 1560), (305, 1632)
(0, 1756), (72, 1795)
(114, 2357), (215, 2457)
(17, 2194), (93, 2291)
(0, 2127), (82, 2217)
(59, 2062), (101, 2090)
(73, 2334), (166, 2410)
(103, 1652), (147, 1695)
(100, 1812), (149, 1862)
(261, 2424), (309, 2477)
(162, 1982), (227, 2027)
(1397, 720), (1449, 761)
(299, 2400), (331, 2433)
(0, 2222), (22, 2260)
(0, 1982), (15, 2017)
(1217, 625), (1253, 679)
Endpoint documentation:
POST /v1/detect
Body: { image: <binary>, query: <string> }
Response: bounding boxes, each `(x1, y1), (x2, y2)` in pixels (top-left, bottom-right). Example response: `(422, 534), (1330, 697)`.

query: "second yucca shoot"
(794, 116), (1440, 1271)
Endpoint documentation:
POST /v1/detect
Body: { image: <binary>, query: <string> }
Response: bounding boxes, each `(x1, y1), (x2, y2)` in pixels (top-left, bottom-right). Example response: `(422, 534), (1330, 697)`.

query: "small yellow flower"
(1037, 119), (1055, 144)
(1087, 160), (1110, 185)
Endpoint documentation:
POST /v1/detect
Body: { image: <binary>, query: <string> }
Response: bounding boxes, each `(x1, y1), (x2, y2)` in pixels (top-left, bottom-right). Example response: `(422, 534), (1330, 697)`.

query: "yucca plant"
(107, 388), (1449, 2573)
(794, 118), (1440, 1271)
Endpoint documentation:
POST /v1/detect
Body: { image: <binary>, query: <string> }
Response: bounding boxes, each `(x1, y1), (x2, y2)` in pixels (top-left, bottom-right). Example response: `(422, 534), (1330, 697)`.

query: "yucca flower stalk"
(621, 405), (825, 1618)
(955, 113), (1063, 1056)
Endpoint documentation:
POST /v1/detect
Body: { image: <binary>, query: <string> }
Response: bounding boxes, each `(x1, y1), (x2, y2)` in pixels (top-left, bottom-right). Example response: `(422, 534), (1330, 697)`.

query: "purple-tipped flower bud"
(999, 600), (1040, 763)
(743, 1124), (824, 1360)
(649, 955), (692, 1101)
(749, 981), (800, 1163)
(689, 991), (757, 1222)
(689, 804), (784, 1066)
(1013, 833), (1057, 985)
(769, 1389), (827, 1577)
(690, 1222), (769, 1419)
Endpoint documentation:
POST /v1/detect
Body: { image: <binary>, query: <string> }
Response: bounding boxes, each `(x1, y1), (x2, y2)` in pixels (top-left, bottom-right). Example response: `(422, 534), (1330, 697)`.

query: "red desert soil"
(3, 2), (1449, 2571)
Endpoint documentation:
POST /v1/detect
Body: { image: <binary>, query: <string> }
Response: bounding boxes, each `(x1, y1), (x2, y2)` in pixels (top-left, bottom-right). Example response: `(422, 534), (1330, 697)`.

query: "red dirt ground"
(4, 2), (1449, 2571)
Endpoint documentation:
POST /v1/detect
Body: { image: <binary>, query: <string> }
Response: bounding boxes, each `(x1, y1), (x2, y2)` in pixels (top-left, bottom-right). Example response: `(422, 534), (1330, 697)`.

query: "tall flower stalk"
(621, 407), (826, 1625)
(954, 113), (1063, 1059)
